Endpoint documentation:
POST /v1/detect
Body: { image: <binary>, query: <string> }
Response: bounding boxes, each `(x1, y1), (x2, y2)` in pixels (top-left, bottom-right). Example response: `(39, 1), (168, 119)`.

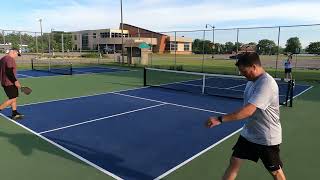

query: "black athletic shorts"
(285, 68), (292, 73)
(232, 136), (283, 172)
(3, 85), (19, 99)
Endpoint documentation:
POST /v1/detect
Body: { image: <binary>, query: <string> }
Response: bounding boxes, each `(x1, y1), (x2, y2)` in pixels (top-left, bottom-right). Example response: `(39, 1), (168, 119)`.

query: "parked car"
(102, 47), (114, 54)
(229, 54), (239, 59)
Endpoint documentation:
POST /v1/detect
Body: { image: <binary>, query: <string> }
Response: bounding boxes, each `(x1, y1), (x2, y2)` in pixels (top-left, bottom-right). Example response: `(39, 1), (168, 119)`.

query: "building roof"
(120, 23), (166, 36)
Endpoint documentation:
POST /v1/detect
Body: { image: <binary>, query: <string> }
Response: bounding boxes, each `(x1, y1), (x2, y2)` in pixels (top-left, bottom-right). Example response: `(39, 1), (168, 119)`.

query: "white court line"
(3, 80), (313, 179)
(74, 66), (126, 70)
(18, 73), (34, 78)
(72, 67), (130, 74)
(155, 128), (243, 180)
(112, 92), (226, 115)
(155, 83), (314, 180)
(18, 86), (150, 107)
(293, 85), (313, 98)
(178, 82), (244, 92)
(226, 83), (246, 89)
(9, 69), (315, 179)
(19, 67), (134, 79)
(0, 113), (123, 180)
(177, 82), (294, 98)
(39, 103), (166, 134)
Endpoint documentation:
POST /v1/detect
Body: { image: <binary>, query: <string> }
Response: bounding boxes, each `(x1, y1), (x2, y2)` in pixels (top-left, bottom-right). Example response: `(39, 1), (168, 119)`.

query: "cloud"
(11, 0), (320, 33)
(127, 1), (320, 30)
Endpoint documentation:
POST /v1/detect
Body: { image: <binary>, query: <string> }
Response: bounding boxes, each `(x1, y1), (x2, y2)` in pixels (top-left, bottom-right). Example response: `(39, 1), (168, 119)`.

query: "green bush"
(81, 53), (99, 58)
(176, 65), (184, 71)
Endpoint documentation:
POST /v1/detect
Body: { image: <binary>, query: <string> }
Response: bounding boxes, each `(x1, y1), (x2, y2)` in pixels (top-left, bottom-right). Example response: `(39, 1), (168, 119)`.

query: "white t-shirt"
(284, 59), (292, 69)
(240, 73), (282, 146)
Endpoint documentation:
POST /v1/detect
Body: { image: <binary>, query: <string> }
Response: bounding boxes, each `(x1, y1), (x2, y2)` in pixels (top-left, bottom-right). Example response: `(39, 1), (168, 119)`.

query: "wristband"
(217, 116), (223, 123)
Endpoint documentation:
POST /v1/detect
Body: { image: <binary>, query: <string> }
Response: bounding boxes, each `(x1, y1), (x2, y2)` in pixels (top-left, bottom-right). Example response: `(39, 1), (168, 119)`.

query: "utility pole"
(206, 24), (215, 58)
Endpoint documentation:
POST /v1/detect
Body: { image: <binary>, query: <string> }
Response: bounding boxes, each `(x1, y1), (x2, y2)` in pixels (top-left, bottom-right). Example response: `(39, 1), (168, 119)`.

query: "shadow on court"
(0, 131), (153, 179)
(51, 137), (155, 179)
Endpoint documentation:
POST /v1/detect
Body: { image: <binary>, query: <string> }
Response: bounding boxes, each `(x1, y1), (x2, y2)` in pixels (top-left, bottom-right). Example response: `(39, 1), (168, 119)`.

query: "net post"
(143, 67), (146, 86)
(31, 58), (34, 70)
(70, 63), (73, 75)
(289, 80), (294, 107)
(285, 80), (291, 106)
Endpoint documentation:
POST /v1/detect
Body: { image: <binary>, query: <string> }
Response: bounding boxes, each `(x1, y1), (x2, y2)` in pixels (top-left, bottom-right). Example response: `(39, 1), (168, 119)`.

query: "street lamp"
(206, 24), (215, 59)
(120, 0), (124, 64)
(37, 18), (44, 55)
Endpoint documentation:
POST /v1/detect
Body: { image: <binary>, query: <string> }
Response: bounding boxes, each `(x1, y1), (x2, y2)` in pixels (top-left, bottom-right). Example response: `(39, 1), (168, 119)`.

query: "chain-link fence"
(0, 29), (120, 68)
(1, 24), (320, 81)
(132, 24), (320, 82)
(0, 29), (42, 65)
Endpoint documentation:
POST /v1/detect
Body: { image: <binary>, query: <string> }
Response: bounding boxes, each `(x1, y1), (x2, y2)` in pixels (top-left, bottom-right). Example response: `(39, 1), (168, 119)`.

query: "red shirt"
(0, 55), (17, 86)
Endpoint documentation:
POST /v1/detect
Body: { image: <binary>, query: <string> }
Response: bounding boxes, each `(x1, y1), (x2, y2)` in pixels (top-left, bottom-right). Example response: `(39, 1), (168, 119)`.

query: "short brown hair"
(235, 52), (261, 67)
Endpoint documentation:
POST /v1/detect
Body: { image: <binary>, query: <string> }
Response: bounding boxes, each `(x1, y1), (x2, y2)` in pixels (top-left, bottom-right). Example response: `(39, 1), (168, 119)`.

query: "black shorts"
(3, 85), (19, 99)
(285, 68), (292, 73)
(232, 136), (283, 172)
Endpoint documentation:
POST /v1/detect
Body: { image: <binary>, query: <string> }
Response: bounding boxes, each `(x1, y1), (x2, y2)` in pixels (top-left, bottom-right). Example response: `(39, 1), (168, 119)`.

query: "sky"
(1, 0), (320, 47)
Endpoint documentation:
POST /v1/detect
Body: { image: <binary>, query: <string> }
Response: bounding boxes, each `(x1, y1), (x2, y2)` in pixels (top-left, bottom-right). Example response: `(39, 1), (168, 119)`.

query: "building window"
(170, 42), (177, 51)
(184, 43), (190, 51)
(82, 33), (89, 50)
(93, 33), (96, 38)
(74, 35), (77, 40)
(111, 33), (115, 38)
(165, 41), (170, 51)
(100, 32), (109, 38)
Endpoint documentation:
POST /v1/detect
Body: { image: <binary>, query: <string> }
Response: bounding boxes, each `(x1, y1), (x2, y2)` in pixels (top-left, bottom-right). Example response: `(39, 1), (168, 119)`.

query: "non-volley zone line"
(39, 103), (166, 134)
(0, 112), (124, 180)
(39, 93), (226, 135)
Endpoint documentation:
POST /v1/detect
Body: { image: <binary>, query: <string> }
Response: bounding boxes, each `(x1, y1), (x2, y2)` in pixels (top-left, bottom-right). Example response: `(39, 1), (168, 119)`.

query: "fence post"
(275, 26), (281, 78)
(61, 33), (64, 59)
(35, 32), (39, 54)
(202, 30), (205, 72)
(174, 31), (177, 67)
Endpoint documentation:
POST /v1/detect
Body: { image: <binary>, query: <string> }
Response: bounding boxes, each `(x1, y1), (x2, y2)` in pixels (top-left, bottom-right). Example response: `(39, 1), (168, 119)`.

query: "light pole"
(268, 44), (272, 55)
(120, 0), (124, 64)
(50, 28), (55, 56)
(206, 24), (215, 59)
(38, 18), (44, 55)
(2, 30), (5, 44)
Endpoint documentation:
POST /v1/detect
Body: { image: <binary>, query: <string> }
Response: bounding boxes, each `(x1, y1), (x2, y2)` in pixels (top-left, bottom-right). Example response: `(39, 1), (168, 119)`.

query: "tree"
(257, 39), (277, 55)
(305, 42), (320, 54)
(213, 43), (224, 54)
(192, 39), (202, 54)
(234, 42), (243, 52)
(49, 32), (73, 52)
(224, 42), (234, 54)
(284, 37), (301, 54)
(192, 39), (214, 54)
(203, 40), (213, 54)
(248, 42), (257, 46)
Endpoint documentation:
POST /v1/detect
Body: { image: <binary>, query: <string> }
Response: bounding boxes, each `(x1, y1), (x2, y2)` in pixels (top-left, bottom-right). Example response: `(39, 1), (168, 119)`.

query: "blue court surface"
(1, 80), (312, 180)
(17, 66), (128, 78)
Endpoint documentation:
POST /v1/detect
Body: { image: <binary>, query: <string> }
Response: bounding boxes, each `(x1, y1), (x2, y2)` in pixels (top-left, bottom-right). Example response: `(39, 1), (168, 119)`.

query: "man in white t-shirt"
(284, 54), (293, 81)
(206, 52), (286, 180)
